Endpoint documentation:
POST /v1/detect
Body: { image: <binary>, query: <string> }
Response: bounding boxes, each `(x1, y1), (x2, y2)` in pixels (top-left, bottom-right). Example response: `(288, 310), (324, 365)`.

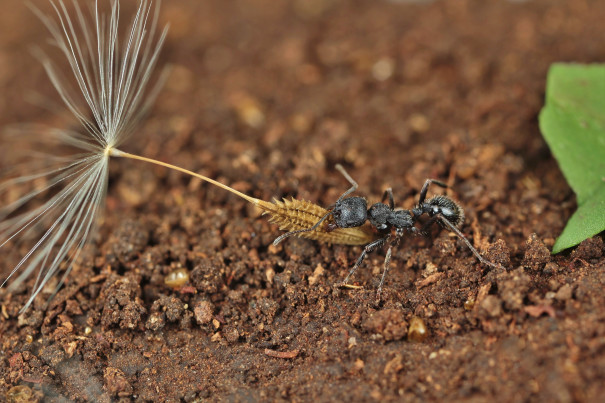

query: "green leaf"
(552, 186), (605, 253)
(539, 63), (605, 253)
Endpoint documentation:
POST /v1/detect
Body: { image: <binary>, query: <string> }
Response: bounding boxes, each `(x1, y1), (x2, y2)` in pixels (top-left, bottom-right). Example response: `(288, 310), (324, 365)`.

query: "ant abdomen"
(426, 195), (465, 228)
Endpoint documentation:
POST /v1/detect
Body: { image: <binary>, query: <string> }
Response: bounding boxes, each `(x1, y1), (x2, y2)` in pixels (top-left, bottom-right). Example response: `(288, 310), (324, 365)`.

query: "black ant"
(274, 164), (499, 296)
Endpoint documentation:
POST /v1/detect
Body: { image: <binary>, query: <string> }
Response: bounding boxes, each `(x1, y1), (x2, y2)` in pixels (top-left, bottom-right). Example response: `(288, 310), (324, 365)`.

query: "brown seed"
(259, 197), (377, 246)
(408, 316), (428, 342)
(164, 268), (190, 288)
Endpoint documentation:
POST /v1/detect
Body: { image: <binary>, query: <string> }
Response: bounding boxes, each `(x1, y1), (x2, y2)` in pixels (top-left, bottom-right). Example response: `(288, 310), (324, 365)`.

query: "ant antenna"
(272, 164), (359, 246)
(382, 188), (394, 209)
(418, 179), (448, 205)
(334, 164), (359, 201)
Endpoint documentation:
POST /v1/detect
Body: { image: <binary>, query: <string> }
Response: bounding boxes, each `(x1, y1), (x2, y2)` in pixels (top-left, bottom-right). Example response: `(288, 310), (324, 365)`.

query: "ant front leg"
(418, 179), (448, 205)
(340, 236), (390, 287)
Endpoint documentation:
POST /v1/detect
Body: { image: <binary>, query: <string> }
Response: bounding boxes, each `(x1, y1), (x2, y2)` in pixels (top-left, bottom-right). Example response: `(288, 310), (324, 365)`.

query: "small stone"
(193, 300), (214, 325)
(408, 316), (429, 342)
(555, 284), (573, 301)
(372, 57), (395, 81)
(164, 268), (190, 288)
(224, 326), (240, 343)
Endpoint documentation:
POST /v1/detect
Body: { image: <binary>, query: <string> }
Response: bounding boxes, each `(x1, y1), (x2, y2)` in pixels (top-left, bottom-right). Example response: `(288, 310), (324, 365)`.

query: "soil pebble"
(362, 309), (408, 341)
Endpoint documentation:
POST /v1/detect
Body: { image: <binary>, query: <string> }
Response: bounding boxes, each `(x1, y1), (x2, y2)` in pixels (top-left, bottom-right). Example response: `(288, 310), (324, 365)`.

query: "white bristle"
(0, 0), (168, 311)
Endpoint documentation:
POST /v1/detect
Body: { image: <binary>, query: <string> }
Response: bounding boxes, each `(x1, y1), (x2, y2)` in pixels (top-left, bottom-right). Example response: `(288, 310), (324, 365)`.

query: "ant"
(273, 164), (499, 296)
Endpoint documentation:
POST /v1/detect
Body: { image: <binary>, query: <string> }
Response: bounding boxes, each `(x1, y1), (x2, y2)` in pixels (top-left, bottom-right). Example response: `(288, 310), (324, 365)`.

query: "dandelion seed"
(0, 0), (168, 311)
(1, 0), (375, 312)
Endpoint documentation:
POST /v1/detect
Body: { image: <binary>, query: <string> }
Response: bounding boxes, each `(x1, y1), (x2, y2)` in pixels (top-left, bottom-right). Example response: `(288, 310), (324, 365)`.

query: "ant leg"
(334, 164), (359, 203)
(340, 236), (390, 286)
(437, 216), (501, 269)
(418, 179), (448, 205)
(273, 210), (333, 246)
(382, 188), (394, 209)
(376, 245), (393, 300)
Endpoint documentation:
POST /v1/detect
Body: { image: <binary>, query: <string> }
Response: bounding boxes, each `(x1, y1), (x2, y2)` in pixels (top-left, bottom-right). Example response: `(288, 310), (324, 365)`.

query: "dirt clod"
(193, 299), (215, 325)
(522, 233), (551, 271)
(100, 277), (146, 330)
(190, 258), (224, 294)
(362, 309), (408, 341)
(555, 284), (573, 301)
(486, 239), (512, 268)
(497, 268), (531, 311)
(479, 295), (503, 318)
(571, 237), (604, 261)
(103, 367), (133, 397)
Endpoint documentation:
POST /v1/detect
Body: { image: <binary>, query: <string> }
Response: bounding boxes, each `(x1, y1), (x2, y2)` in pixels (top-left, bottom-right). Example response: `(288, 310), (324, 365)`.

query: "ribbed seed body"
(256, 197), (377, 246)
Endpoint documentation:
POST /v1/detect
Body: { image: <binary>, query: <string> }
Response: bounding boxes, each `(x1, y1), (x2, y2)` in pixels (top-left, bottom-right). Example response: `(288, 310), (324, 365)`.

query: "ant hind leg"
(437, 215), (501, 269)
(376, 245), (393, 301)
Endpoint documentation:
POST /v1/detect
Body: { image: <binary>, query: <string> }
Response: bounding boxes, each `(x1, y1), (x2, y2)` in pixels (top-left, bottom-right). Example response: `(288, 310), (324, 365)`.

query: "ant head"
(333, 197), (368, 228)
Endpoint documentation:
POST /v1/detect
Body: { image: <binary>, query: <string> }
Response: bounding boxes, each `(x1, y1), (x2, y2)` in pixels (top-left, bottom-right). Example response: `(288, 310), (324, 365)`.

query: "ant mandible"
(273, 164), (499, 296)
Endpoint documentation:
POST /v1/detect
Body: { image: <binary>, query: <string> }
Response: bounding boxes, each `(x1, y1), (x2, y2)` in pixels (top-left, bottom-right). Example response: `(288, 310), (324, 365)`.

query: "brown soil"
(1, 0), (605, 402)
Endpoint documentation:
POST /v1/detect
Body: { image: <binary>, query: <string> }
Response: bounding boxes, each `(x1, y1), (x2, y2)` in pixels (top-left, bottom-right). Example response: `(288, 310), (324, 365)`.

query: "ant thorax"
(386, 209), (414, 230)
(368, 203), (392, 231)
